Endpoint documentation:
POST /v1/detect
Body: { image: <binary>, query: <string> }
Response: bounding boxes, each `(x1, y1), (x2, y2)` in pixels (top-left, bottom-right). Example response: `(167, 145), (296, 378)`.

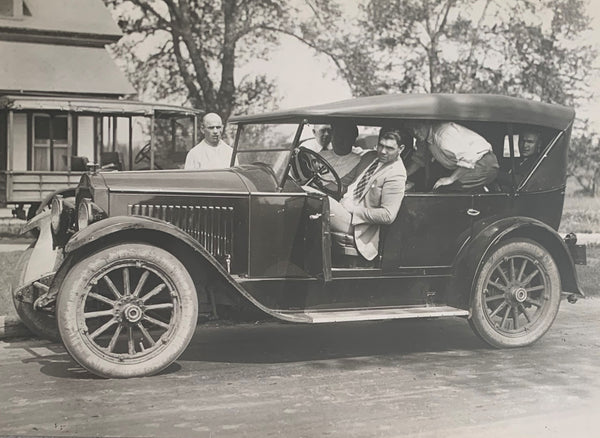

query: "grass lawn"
(0, 251), (22, 318)
(575, 244), (600, 298)
(560, 195), (600, 234)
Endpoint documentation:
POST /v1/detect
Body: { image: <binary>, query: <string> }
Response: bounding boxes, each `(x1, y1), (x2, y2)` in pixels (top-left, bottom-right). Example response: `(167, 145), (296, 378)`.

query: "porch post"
(93, 116), (98, 164)
(67, 114), (73, 171)
(7, 110), (13, 171)
(49, 113), (55, 171)
(112, 116), (118, 152)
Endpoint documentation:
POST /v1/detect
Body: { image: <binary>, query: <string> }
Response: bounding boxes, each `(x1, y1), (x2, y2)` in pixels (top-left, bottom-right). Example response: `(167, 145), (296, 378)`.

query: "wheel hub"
(511, 287), (528, 303)
(123, 303), (143, 323)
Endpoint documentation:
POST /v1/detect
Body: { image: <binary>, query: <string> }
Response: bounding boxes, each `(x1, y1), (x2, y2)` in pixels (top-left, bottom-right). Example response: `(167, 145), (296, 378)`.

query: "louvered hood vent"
(128, 204), (235, 265)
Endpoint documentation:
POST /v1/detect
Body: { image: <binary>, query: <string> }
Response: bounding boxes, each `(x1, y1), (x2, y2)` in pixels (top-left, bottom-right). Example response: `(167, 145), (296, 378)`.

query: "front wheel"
(469, 239), (561, 348)
(57, 243), (198, 378)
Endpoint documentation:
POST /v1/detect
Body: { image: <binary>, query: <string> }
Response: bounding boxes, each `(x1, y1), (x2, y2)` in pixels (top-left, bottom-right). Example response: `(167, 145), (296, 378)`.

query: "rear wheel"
(470, 239), (561, 348)
(57, 243), (198, 378)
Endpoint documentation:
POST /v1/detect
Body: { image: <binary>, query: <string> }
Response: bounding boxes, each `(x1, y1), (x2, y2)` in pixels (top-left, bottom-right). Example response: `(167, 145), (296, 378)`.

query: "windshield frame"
(231, 120), (306, 189)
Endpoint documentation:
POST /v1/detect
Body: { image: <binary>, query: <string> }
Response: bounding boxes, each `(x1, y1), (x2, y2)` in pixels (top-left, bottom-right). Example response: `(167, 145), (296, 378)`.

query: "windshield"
(234, 123), (300, 182)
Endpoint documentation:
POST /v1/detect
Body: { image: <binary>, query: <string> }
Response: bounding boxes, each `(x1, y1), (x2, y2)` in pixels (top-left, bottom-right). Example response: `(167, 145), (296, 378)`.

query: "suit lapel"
(357, 160), (392, 202)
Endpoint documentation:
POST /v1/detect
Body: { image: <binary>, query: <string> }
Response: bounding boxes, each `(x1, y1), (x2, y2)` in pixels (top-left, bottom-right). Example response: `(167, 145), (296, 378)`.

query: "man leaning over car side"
(328, 130), (408, 261)
(406, 121), (499, 191)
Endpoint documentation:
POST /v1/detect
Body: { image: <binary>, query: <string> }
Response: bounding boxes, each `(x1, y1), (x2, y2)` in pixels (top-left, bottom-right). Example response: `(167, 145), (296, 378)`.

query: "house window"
(33, 115), (69, 171)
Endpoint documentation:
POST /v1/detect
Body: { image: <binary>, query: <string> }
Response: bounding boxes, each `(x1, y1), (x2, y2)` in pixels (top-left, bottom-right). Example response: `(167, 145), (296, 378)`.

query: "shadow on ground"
(3, 317), (489, 378)
(180, 317), (489, 365)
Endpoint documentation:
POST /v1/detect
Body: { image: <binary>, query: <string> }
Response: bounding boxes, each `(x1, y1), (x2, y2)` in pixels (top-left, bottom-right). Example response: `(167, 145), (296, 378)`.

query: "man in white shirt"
(406, 121), (499, 191)
(184, 113), (233, 170)
(301, 124), (333, 153)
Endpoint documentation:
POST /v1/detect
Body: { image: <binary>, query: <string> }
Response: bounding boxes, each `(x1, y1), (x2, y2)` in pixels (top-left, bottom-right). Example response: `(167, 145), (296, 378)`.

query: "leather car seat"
(331, 231), (359, 257)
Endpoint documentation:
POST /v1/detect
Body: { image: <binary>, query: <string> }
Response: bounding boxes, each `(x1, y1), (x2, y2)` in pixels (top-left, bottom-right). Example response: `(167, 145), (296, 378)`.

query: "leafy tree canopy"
(105, 0), (294, 120)
(294, 0), (597, 107)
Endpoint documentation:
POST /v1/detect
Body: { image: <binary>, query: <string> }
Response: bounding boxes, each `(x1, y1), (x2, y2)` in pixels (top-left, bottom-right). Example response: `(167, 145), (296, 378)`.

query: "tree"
(568, 129), (600, 196)
(105, 0), (291, 120)
(292, 0), (596, 106)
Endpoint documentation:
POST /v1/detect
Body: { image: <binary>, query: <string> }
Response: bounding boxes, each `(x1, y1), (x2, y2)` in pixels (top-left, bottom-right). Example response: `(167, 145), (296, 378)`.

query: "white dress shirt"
(184, 139), (233, 170)
(415, 122), (493, 170)
(301, 138), (333, 153)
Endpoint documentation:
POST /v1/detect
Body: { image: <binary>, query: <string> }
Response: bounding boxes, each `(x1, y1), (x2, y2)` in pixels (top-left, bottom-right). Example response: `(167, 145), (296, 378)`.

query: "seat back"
(100, 152), (123, 171)
(71, 156), (89, 171)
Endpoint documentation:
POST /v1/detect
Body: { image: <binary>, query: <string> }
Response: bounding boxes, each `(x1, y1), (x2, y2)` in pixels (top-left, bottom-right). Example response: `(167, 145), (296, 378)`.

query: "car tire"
(469, 238), (561, 348)
(11, 244), (60, 342)
(56, 243), (198, 378)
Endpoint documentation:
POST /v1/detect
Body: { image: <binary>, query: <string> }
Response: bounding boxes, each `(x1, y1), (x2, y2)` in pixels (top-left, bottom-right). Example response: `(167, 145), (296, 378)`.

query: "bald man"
(184, 112), (233, 170)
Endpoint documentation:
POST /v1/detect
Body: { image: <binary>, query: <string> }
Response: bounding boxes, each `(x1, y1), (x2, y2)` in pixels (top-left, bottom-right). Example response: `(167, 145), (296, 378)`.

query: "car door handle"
(467, 209), (480, 217)
(309, 213), (322, 220)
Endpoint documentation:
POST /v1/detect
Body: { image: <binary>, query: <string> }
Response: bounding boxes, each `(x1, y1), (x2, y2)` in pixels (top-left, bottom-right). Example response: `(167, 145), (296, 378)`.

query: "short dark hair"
(379, 129), (410, 149)
(332, 120), (358, 139)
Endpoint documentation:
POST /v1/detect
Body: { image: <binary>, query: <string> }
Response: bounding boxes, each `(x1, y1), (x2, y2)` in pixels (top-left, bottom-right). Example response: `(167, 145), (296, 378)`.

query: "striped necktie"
(353, 159), (379, 200)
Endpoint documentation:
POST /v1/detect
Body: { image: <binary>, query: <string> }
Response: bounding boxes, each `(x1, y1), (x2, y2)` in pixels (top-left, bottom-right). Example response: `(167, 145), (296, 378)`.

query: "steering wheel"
(134, 143), (163, 170)
(134, 142), (151, 164)
(292, 147), (342, 199)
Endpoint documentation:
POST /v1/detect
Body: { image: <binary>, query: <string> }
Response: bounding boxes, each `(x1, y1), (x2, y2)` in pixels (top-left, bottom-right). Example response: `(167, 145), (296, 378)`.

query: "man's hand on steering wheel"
(292, 147), (342, 199)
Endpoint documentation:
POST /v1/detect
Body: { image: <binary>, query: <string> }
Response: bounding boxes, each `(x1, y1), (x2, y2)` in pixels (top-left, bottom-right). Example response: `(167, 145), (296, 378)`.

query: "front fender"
(449, 216), (584, 309)
(65, 215), (195, 253)
(63, 215), (311, 323)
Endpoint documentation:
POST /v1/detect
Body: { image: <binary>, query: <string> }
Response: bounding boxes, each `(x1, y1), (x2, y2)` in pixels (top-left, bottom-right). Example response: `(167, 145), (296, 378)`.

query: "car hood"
(95, 164), (279, 194)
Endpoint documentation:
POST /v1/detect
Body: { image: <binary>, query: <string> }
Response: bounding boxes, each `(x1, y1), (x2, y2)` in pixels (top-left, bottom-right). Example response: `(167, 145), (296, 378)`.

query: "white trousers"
(328, 197), (354, 234)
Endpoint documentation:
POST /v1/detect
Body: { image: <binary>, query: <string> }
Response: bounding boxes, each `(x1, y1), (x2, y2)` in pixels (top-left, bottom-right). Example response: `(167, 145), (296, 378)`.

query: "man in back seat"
(498, 129), (542, 189)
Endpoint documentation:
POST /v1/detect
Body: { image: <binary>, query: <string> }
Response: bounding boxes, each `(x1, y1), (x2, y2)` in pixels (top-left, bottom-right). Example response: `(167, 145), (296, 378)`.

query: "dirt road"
(1, 298), (599, 437)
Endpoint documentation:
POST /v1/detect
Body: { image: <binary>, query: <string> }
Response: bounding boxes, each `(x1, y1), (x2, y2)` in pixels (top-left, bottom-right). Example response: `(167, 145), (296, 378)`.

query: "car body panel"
(448, 215), (584, 309)
(381, 193), (474, 269)
(247, 192), (329, 279)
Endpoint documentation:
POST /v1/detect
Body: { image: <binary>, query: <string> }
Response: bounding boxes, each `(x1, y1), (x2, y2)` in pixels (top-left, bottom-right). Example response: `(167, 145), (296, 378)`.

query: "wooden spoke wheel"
(57, 243), (197, 378)
(470, 239), (561, 348)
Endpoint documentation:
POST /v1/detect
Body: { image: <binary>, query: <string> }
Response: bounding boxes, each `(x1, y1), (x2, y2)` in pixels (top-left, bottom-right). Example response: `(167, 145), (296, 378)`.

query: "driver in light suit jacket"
(329, 129), (408, 261)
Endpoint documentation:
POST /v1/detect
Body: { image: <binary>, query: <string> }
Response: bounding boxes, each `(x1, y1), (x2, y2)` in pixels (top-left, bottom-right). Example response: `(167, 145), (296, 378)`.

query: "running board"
(281, 306), (469, 324)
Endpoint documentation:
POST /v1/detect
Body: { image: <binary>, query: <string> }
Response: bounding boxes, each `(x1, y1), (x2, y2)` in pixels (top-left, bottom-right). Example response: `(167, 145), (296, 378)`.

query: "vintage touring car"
(13, 94), (586, 378)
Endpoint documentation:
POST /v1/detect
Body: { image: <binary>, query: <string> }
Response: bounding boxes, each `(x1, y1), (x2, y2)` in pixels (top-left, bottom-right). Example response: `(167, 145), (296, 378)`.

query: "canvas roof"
(230, 94), (575, 130)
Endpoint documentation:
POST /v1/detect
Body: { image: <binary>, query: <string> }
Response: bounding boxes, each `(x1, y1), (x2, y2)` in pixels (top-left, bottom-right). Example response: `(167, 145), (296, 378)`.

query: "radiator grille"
(128, 204), (234, 258)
